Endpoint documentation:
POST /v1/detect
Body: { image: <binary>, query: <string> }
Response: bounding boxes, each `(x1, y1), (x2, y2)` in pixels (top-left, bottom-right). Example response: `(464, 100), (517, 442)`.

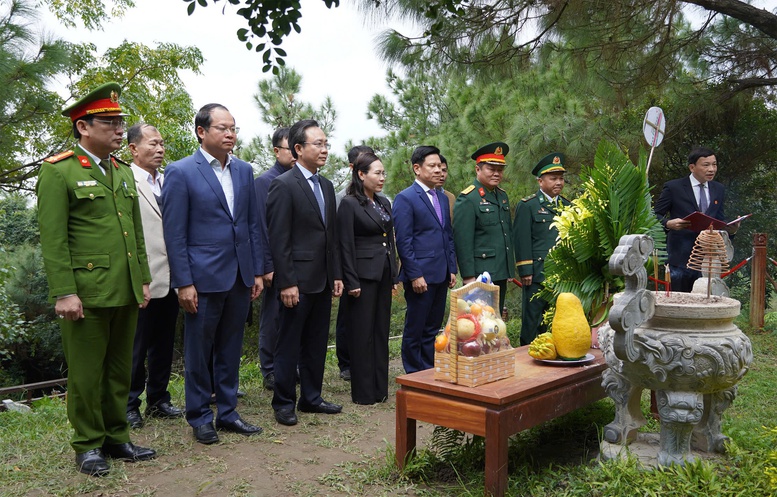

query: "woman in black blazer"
(336, 152), (399, 404)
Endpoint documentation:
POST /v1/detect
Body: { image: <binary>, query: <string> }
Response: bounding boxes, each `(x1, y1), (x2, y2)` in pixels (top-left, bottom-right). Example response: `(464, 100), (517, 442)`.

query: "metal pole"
(750, 233), (767, 329)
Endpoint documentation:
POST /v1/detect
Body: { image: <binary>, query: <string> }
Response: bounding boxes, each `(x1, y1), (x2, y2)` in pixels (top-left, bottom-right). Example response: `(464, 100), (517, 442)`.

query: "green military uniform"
(513, 153), (569, 345)
(37, 84), (151, 455)
(453, 142), (514, 311)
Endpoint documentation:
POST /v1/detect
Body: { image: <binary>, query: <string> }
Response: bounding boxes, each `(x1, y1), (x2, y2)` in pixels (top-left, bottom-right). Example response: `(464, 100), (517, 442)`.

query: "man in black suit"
(655, 146), (738, 292)
(254, 127), (295, 391)
(266, 119), (344, 426)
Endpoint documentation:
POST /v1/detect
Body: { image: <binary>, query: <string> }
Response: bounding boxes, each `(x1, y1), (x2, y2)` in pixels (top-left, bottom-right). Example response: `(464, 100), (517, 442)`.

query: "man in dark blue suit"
(655, 146), (738, 292)
(253, 127), (295, 391)
(393, 145), (457, 373)
(266, 119), (344, 426)
(162, 103), (265, 444)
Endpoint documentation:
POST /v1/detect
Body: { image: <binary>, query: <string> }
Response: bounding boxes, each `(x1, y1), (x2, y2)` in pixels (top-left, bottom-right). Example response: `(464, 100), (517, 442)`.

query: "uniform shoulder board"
(521, 193), (537, 202)
(112, 156), (131, 168)
(44, 150), (74, 164)
(460, 185), (476, 195)
(496, 186), (505, 192)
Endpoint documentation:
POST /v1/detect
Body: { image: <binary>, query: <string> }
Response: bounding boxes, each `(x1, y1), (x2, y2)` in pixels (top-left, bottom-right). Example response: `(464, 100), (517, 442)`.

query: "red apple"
(461, 341), (482, 357)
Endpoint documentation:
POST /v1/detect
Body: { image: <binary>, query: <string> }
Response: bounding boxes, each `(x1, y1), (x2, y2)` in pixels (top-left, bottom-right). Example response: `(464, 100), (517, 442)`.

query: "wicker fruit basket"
(433, 280), (515, 386)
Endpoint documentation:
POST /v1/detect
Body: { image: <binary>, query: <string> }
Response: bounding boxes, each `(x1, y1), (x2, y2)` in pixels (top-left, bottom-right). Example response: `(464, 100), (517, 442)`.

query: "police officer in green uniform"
(37, 82), (157, 476)
(513, 152), (569, 345)
(453, 142), (513, 311)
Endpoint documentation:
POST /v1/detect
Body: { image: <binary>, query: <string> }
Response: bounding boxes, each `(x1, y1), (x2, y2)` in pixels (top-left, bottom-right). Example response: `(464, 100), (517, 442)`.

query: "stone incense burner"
(598, 235), (753, 466)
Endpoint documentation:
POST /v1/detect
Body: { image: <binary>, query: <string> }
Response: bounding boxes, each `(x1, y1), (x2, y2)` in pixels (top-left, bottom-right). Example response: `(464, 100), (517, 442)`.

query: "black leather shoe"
(75, 448), (110, 476)
(274, 409), (298, 426)
(102, 442), (157, 462)
(216, 416), (263, 435)
(263, 373), (275, 391)
(340, 369), (351, 381)
(298, 400), (342, 414)
(126, 408), (144, 429)
(193, 423), (219, 444)
(145, 401), (184, 419)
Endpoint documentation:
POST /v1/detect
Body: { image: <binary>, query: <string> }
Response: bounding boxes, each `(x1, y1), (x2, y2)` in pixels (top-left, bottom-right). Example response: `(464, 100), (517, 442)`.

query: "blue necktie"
(310, 174), (326, 223)
(698, 183), (708, 213)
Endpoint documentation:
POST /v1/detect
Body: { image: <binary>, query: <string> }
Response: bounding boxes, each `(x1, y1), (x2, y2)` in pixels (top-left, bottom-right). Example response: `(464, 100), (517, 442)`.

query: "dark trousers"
(401, 281), (448, 374)
(520, 281), (549, 345)
(335, 296), (350, 372)
(346, 263), (392, 404)
(272, 288), (332, 412)
(494, 279), (507, 314)
(258, 283), (281, 378)
(128, 291), (179, 411)
(61, 305), (138, 453)
(669, 265), (702, 293)
(183, 277), (250, 428)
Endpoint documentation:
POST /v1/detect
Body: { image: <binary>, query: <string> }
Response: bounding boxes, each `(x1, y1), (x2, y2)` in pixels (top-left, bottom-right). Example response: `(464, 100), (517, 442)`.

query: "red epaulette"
(43, 150), (75, 164)
(111, 156), (130, 168)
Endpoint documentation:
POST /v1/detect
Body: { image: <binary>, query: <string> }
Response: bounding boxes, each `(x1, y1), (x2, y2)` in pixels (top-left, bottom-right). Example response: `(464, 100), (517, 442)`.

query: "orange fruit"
(470, 303), (482, 316)
(434, 333), (449, 352)
(483, 305), (495, 316)
(444, 322), (451, 336)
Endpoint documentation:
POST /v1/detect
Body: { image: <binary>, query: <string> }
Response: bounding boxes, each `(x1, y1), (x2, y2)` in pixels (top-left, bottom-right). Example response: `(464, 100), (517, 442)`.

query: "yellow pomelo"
(551, 293), (592, 359)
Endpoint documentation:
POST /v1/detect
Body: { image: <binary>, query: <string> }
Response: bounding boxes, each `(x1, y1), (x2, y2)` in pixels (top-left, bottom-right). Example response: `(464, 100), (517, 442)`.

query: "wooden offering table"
(395, 346), (607, 497)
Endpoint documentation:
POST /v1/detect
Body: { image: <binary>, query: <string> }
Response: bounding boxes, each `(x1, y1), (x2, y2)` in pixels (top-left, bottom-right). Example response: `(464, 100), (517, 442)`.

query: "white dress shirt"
(130, 163), (163, 196)
(200, 148), (234, 216)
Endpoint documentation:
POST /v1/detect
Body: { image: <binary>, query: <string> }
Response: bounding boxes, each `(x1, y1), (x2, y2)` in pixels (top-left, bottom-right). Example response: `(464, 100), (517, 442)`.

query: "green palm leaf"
(537, 140), (666, 323)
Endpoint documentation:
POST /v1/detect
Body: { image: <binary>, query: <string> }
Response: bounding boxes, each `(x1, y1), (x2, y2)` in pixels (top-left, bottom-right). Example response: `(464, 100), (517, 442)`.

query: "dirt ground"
(80, 360), (431, 497)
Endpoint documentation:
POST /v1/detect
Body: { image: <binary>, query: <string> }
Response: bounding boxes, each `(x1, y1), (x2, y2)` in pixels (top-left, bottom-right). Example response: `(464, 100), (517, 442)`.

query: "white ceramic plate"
(535, 353), (595, 366)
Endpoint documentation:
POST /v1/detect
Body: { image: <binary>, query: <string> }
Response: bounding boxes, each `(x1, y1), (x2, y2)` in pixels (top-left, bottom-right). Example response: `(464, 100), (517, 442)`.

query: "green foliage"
(0, 0), (79, 191)
(183, 0), (340, 73)
(363, 0), (777, 100)
(66, 40), (204, 165)
(0, 1), (203, 191)
(0, 193), (38, 247)
(765, 426), (777, 491)
(539, 140), (666, 322)
(242, 66), (338, 169)
(42, 0), (135, 29)
(1, 244), (64, 386)
(0, 247), (29, 363)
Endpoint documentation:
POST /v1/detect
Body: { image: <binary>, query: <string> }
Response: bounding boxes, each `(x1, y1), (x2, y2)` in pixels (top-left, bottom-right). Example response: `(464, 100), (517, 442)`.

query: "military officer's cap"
(471, 142), (509, 166)
(532, 152), (566, 177)
(61, 82), (128, 122)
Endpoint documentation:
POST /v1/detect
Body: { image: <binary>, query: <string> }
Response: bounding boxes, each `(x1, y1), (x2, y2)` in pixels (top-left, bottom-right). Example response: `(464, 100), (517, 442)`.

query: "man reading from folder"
(654, 147), (739, 292)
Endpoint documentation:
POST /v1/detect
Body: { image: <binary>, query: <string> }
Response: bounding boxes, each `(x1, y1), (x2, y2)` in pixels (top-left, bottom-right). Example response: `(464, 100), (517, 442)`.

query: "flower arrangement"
(537, 140), (666, 324)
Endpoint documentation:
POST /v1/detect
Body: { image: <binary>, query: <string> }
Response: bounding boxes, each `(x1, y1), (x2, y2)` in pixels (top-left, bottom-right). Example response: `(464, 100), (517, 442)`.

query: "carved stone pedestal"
(599, 235), (753, 466)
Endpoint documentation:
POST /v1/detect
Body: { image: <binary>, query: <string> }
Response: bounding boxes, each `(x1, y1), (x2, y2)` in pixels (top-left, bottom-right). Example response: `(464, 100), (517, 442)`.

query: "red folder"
(682, 212), (751, 233)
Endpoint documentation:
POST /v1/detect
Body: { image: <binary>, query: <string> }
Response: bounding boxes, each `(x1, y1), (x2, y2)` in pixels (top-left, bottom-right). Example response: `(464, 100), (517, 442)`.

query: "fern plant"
(537, 140), (666, 323)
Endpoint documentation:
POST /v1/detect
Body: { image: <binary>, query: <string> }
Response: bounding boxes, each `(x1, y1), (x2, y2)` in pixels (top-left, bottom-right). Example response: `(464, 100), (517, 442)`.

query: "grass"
(1, 320), (776, 496)
(357, 324), (777, 497)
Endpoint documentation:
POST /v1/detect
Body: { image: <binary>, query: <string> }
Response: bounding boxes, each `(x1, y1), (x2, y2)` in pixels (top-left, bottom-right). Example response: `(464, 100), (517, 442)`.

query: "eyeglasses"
(304, 141), (331, 150)
(209, 125), (240, 134)
(92, 117), (126, 129)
